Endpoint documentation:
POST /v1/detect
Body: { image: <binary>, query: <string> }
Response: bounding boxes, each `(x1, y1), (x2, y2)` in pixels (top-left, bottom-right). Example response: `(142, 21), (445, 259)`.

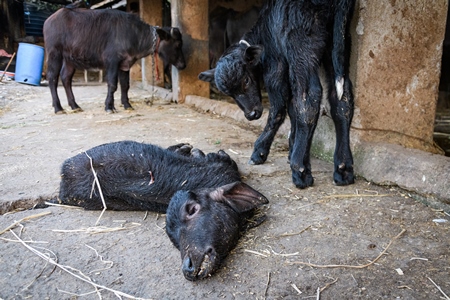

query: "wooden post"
(171, 0), (210, 103)
(139, 0), (163, 88)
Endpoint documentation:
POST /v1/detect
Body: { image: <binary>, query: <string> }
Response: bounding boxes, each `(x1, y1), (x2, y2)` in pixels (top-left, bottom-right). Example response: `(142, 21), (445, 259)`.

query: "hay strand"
(322, 194), (391, 199)
(0, 211), (51, 235)
(52, 222), (141, 234)
(57, 289), (99, 297)
(244, 249), (268, 257)
(291, 283), (302, 295)
(320, 277), (338, 292)
(44, 201), (82, 209)
(9, 229), (148, 300)
(276, 225), (311, 238)
(427, 277), (450, 300)
(84, 152), (107, 226)
(85, 244), (114, 274)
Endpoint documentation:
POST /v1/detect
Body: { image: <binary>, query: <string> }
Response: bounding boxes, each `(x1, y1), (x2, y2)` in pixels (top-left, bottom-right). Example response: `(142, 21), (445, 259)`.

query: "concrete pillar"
(139, 0), (164, 88)
(350, 0), (447, 154)
(171, 0), (210, 103)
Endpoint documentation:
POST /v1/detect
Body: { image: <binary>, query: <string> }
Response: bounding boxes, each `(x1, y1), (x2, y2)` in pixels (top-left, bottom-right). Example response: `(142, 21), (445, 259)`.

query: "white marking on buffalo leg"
(336, 77), (344, 100)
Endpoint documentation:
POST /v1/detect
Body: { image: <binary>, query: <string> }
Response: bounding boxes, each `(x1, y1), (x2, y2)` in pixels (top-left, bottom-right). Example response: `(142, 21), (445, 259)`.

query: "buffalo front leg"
(104, 65), (119, 113)
(119, 70), (133, 110)
(250, 62), (289, 165)
(249, 105), (287, 165)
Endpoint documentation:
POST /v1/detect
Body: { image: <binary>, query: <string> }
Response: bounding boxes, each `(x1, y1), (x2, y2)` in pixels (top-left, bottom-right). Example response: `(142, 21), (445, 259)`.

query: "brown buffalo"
(43, 8), (186, 114)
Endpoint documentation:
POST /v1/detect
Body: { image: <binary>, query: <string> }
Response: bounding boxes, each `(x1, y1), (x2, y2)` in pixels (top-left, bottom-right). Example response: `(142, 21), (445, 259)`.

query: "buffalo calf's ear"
(210, 182), (268, 213)
(198, 69), (216, 82)
(184, 201), (201, 220)
(170, 27), (182, 39)
(156, 28), (170, 41)
(244, 45), (263, 67)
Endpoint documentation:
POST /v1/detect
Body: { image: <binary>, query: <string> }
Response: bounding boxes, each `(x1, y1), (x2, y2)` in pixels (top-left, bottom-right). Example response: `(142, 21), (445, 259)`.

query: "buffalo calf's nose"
(247, 110), (262, 120)
(182, 257), (196, 279)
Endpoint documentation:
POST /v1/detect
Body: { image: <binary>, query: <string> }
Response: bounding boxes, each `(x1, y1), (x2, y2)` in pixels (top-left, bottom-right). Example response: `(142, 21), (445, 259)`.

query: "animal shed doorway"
(436, 4), (450, 157)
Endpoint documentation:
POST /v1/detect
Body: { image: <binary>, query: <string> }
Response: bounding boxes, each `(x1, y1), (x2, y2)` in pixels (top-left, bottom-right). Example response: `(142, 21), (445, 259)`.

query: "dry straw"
(9, 229), (149, 300)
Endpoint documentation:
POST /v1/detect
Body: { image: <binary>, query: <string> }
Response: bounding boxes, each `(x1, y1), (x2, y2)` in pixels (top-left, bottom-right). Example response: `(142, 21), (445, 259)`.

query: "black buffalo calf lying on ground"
(58, 141), (268, 281)
(43, 8), (186, 114)
(199, 0), (356, 189)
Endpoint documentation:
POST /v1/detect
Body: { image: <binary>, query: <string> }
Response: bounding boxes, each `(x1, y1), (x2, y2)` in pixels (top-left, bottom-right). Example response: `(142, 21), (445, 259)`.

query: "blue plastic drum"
(15, 43), (45, 86)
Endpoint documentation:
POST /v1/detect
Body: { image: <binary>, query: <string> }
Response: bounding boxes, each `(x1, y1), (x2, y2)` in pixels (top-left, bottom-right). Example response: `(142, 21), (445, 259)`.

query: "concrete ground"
(0, 81), (449, 299)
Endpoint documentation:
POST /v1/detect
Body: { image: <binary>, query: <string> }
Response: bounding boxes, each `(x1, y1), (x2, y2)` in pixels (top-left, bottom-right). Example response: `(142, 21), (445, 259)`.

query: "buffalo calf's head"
(156, 27), (187, 70)
(199, 42), (264, 121)
(165, 181), (268, 281)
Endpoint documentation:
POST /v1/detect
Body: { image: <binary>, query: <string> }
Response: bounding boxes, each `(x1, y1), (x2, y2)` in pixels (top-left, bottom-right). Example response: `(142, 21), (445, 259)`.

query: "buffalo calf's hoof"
(105, 108), (117, 114)
(72, 107), (83, 113)
(292, 169), (314, 189)
(249, 151), (267, 165)
(333, 163), (355, 186)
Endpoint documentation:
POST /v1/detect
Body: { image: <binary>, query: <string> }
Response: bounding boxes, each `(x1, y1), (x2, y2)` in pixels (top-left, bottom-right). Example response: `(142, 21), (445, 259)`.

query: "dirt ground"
(0, 81), (449, 300)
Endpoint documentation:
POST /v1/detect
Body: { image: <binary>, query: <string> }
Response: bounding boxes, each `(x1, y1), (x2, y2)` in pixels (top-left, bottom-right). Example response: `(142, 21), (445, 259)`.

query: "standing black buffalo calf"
(58, 141), (268, 281)
(199, 0), (356, 189)
(43, 8), (186, 114)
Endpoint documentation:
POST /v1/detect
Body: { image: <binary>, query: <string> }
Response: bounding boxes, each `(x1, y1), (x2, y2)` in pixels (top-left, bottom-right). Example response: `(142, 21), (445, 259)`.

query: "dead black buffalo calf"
(43, 8), (186, 114)
(58, 141), (268, 281)
(199, 0), (356, 189)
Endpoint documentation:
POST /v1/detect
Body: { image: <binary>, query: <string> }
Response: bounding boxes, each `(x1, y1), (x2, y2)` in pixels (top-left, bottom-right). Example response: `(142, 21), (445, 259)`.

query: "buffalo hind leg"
(46, 52), (65, 114)
(119, 70), (133, 110)
(289, 72), (322, 189)
(61, 61), (82, 112)
(328, 0), (355, 185)
(323, 44), (355, 186)
(329, 73), (354, 185)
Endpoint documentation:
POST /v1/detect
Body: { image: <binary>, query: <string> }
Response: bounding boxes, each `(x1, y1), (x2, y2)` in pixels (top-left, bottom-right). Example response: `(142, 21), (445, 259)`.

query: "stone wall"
(350, 0), (447, 154)
(313, 0), (448, 159)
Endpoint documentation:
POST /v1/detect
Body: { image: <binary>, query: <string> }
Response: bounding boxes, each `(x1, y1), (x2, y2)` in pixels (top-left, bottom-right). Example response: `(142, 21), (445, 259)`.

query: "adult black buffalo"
(43, 8), (186, 114)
